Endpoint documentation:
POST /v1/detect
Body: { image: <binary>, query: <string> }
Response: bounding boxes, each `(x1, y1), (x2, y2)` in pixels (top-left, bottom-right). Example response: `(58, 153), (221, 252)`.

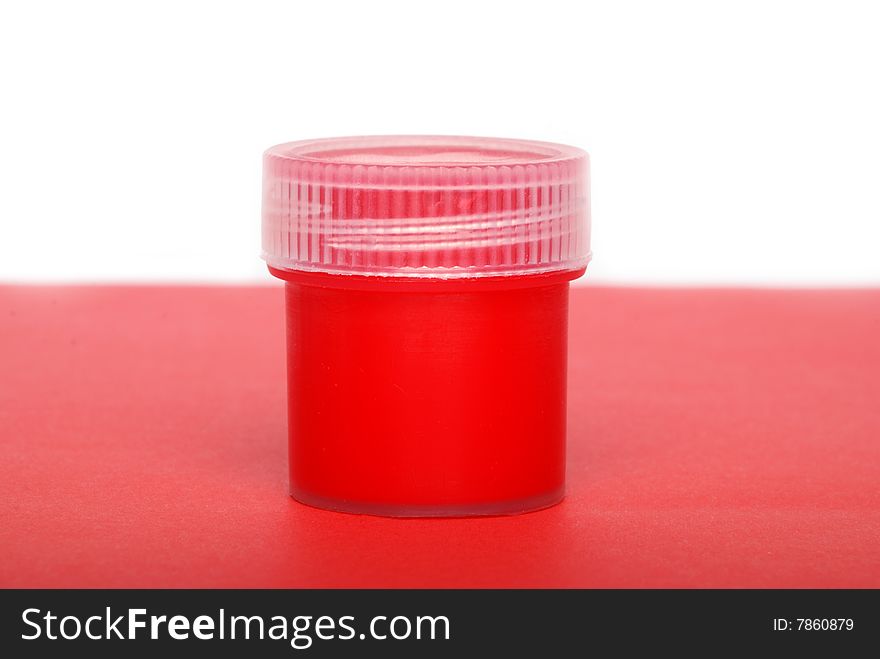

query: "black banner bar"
(1, 590), (876, 656)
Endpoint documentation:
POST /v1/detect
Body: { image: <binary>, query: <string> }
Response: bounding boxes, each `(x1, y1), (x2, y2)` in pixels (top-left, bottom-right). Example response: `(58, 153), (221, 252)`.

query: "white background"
(2, 0), (878, 285)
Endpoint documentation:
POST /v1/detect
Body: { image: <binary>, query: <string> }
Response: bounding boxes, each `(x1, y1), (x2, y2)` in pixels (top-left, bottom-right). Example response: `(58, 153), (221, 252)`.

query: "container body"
(279, 270), (576, 516)
(262, 136), (591, 517)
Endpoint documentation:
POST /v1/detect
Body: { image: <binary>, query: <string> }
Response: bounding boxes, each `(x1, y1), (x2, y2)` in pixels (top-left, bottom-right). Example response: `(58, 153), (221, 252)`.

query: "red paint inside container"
(263, 136), (591, 516)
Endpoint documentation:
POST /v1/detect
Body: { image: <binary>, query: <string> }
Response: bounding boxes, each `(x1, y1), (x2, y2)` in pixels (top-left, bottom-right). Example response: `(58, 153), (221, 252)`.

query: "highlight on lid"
(262, 136), (591, 278)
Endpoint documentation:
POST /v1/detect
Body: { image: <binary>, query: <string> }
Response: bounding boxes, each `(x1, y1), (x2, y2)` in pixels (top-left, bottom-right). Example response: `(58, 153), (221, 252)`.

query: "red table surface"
(1, 285), (878, 588)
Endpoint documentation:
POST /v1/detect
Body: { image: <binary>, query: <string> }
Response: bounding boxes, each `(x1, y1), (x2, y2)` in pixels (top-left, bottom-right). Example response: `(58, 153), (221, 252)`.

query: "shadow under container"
(262, 136), (591, 517)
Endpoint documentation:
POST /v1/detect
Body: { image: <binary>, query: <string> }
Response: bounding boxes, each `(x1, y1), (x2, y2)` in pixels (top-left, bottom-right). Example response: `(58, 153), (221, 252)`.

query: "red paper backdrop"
(1, 285), (878, 587)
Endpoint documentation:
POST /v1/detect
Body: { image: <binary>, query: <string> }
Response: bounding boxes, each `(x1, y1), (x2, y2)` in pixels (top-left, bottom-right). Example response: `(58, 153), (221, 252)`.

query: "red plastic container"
(262, 136), (591, 516)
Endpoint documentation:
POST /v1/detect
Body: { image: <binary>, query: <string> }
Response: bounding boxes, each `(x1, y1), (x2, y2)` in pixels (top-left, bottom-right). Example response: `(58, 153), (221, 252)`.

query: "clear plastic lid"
(262, 136), (590, 279)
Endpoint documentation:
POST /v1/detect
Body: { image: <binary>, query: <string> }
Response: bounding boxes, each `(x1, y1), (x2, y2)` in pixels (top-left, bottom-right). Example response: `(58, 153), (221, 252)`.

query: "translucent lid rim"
(264, 135), (587, 168)
(265, 253), (592, 280)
